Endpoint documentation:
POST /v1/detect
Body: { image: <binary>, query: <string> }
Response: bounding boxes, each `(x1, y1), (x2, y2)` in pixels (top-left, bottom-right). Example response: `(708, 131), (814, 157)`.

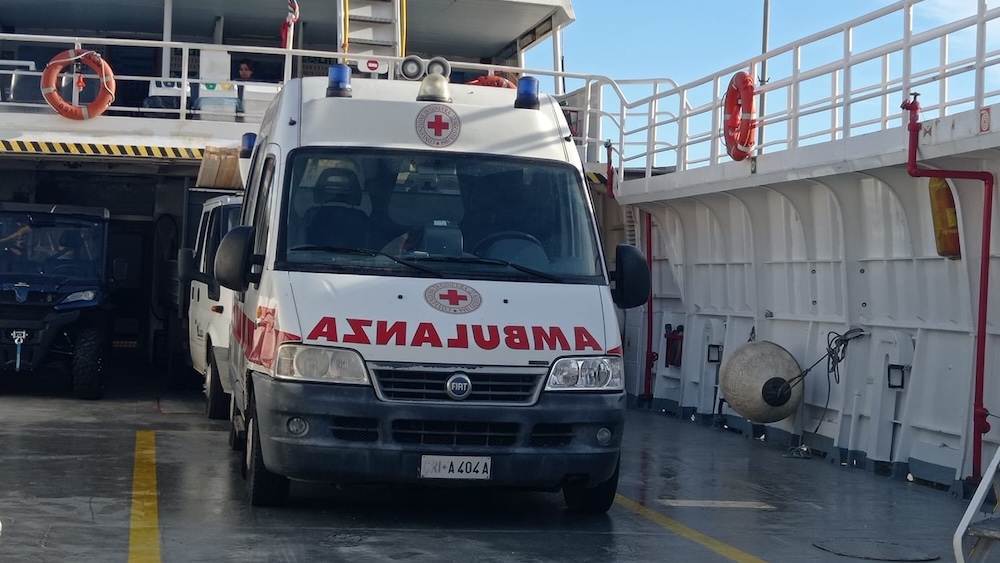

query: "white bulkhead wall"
(636, 163), (998, 485)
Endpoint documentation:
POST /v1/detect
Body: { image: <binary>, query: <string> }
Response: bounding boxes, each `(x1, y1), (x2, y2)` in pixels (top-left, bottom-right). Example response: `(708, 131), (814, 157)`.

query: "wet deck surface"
(0, 370), (967, 562)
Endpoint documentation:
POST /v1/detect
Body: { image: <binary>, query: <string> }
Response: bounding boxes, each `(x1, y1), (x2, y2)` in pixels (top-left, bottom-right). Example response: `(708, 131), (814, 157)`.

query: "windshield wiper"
(288, 245), (443, 277)
(410, 255), (564, 282)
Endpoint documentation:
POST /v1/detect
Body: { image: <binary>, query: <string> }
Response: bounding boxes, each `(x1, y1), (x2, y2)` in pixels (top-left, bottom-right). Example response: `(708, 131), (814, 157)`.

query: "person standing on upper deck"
(237, 59), (255, 82)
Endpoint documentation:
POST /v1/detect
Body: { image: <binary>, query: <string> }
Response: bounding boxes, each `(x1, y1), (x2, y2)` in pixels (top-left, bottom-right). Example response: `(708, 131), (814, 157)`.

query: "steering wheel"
(47, 263), (90, 277)
(473, 231), (544, 255)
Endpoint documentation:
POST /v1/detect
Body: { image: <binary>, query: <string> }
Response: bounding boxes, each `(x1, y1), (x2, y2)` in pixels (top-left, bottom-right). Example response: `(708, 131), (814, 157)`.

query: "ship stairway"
(954, 447), (1000, 562)
(342, 0), (402, 60)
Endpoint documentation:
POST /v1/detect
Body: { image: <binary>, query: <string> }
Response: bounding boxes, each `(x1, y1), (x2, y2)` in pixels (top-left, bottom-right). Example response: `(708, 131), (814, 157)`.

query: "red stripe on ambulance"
(307, 317), (603, 351)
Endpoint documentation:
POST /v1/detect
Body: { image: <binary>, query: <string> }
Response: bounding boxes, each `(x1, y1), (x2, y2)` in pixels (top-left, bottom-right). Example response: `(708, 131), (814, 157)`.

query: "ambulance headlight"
(275, 345), (369, 385)
(546, 357), (622, 391)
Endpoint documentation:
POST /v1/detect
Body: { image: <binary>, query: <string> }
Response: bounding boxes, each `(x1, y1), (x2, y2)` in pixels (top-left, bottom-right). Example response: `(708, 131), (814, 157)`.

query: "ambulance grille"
(331, 416), (379, 442)
(392, 420), (519, 447)
(370, 365), (546, 405)
(530, 423), (574, 447)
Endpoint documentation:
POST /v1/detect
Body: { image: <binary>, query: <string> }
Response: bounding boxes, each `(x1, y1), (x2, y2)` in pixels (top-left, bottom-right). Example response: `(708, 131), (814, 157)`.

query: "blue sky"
(525, 0), (989, 87)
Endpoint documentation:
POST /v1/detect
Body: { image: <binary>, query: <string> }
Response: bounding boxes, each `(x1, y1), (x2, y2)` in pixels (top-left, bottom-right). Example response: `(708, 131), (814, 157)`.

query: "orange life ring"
(466, 74), (516, 89)
(723, 71), (756, 161)
(41, 49), (116, 120)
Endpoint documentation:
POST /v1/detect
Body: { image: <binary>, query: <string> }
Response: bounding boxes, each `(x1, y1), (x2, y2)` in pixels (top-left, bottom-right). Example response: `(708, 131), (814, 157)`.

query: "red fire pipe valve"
(975, 407), (992, 435)
(901, 93), (921, 130)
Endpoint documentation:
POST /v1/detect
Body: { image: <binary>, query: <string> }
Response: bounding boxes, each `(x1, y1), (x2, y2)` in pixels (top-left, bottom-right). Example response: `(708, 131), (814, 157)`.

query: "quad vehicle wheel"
(205, 354), (229, 420)
(562, 458), (620, 514)
(245, 394), (289, 506)
(72, 328), (106, 400)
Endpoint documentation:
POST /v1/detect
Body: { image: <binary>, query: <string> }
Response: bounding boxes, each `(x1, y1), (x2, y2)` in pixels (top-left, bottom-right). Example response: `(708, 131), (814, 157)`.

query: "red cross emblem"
(438, 289), (468, 306)
(427, 114), (450, 137)
(416, 104), (461, 147)
(424, 282), (481, 314)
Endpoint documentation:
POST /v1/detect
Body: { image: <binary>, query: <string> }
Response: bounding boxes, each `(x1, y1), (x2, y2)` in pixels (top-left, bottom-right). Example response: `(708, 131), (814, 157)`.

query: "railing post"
(180, 45), (189, 122)
(678, 91), (689, 172)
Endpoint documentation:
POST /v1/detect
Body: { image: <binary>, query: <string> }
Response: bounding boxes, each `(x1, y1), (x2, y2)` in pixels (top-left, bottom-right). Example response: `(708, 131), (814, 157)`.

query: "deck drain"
(813, 540), (938, 561)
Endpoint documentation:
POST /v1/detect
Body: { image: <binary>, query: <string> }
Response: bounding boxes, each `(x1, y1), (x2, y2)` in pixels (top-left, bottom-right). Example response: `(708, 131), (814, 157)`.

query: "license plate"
(419, 455), (492, 480)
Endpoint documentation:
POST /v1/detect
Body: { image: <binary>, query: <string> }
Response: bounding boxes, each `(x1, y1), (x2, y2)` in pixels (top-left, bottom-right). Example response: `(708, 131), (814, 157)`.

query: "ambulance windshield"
(278, 149), (604, 283)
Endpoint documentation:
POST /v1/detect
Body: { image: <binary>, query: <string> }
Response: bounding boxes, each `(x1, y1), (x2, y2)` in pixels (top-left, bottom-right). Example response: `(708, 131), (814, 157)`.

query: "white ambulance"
(215, 63), (650, 512)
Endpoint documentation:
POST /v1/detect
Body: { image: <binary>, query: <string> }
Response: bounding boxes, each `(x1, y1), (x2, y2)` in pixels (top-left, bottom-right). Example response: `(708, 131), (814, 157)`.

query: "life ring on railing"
(466, 74), (516, 89)
(723, 71), (757, 161)
(41, 49), (116, 120)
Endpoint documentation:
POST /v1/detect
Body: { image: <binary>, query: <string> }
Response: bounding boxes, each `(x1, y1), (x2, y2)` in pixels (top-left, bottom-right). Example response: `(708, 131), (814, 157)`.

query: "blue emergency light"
(514, 76), (540, 110)
(239, 132), (257, 159)
(326, 64), (353, 98)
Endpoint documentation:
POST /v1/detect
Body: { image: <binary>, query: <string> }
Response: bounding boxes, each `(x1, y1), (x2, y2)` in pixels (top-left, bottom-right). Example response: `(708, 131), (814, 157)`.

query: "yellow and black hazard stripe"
(0, 140), (203, 160)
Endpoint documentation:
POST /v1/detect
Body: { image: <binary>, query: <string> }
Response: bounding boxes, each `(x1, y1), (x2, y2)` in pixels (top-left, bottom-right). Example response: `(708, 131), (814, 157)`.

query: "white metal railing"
(953, 444), (1000, 562)
(2, 0), (993, 179)
(553, 0), (1000, 182)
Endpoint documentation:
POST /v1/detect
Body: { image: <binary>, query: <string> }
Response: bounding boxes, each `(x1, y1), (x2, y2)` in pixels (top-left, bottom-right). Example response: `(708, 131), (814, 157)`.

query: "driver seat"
(302, 168), (370, 248)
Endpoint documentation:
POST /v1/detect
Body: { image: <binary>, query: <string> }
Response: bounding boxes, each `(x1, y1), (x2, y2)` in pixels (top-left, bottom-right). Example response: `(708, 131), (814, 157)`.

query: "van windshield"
(278, 149), (605, 283)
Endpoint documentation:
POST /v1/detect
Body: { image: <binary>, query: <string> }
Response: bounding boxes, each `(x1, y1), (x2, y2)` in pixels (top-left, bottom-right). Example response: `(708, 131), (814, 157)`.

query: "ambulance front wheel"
(245, 392), (290, 506)
(562, 457), (619, 514)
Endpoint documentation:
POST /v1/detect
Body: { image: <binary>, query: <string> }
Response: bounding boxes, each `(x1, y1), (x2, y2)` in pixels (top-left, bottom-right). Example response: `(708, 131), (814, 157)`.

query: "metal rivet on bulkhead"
(862, 302), (868, 307)
(812, 300), (818, 305)
(811, 269), (816, 274)
(503, 299), (509, 304)
(860, 268), (866, 274)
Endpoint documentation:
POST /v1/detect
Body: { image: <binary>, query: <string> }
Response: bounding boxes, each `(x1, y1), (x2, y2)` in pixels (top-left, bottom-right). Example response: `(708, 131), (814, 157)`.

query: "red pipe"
(643, 211), (655, 403)
(901, 93), (995, 482)
(606, 142), (614, 198)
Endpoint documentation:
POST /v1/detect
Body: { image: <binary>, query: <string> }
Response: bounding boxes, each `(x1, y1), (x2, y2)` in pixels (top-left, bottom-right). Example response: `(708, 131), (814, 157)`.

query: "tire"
(229, 395), (245, 453)
(563, 458), (620, 514)
(205, 353), (229, 420)
(245, 395), (289, 506)
(72, 328), (106, 400)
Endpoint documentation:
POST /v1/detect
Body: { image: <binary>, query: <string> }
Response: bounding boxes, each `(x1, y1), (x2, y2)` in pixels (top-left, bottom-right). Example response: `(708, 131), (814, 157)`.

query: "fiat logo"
(445, 373), (472, 401)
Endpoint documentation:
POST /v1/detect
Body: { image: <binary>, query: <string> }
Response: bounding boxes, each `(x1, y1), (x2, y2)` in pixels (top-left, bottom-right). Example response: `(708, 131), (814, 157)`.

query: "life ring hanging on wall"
(466, 74), (516, 89)
(723, 71), (757, 161)
(41, 49), (116, 120)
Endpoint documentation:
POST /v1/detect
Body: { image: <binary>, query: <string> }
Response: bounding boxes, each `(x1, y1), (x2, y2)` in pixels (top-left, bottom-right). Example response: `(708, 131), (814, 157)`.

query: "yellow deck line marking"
(616, 495), (767, 563)
(128, 431), (161, 563)
(657, 499), (776, 510)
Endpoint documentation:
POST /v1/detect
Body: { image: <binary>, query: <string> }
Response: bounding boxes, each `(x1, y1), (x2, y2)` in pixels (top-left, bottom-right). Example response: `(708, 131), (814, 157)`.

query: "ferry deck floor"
(0, 367), (968, 563)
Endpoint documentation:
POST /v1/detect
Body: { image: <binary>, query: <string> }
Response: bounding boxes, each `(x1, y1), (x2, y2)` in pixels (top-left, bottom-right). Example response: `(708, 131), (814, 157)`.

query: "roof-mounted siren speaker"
(719, 340), (803, 424)
(426, 57), (451, 79)
(399, 55), (426, 81)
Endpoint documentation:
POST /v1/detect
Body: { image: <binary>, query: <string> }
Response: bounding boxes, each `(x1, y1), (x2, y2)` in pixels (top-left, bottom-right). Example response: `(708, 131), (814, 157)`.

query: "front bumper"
(251, 373), (625, 489)
(0, 309), (80, 372)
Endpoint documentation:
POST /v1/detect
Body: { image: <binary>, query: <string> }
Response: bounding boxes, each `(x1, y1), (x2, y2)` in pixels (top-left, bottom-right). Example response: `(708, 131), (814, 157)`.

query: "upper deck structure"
(0, 0), (575, 164)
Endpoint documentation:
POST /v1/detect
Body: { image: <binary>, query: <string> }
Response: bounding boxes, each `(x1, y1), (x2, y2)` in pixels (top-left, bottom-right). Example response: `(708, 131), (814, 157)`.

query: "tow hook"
(11, 330), (27, 372)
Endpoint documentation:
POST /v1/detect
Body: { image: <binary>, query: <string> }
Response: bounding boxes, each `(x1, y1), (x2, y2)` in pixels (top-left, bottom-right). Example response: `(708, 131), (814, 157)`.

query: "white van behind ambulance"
(215, 63), (650, 512)
(179, 194), (243, 419)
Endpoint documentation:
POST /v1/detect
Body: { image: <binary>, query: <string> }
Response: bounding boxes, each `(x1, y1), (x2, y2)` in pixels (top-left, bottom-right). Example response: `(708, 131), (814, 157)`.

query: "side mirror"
(177, 249), (196, 282)
(112, 259), (128, 283)
(611, 244), (650, 309)
(215, 225), (257, 291)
